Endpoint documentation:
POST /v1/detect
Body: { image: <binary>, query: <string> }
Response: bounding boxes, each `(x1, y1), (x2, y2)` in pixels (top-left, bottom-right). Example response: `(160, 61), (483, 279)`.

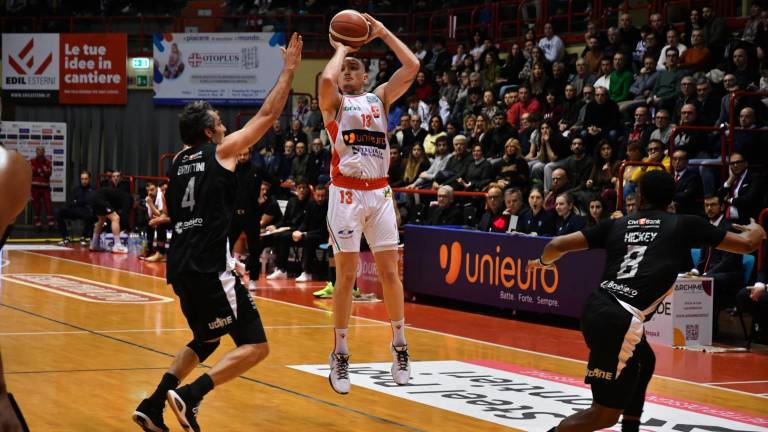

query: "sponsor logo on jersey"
(207, 315), (233, 330)
(627, 218), (661, 227)
(175, 217), (204, 234)
(337, 228), (354, 239)
(600, 280), (639, 297)
(371, 104), (381, 118)
(343, 105), (362, 112)
(0, 274), (173, 303)
(366, 95), (378, 104)
(586, 367), (614, 380)
(181, 151), (203, 163)
(342, 129), (387, 149)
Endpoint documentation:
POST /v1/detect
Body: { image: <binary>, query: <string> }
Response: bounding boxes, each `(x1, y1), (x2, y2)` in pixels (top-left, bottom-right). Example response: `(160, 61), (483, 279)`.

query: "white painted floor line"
(0, 323), (387, 336)
(704, 380), (768, 385)
(17, 251), (768, 400)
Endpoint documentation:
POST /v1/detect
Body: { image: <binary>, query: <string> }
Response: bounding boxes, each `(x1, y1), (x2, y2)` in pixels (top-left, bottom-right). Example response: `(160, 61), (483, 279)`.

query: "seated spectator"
(670, 147), (704, 215)
(581, 86), (622, 148)
(257, 181), (282, 232)
(583, 35), (604, 75)
(279, 140), (296, 182)
(480, 90), (501, 120)
(549, 61), (568, 97)
(292, 96), (310, 126)
(609, 52), (632, 103)
(494, 138), (530, 191)
(533, 121), (569, 188)
(481, 52), (502, 92)
(568, 58), (596, 96)
(451, 43), (468, 70)
(538, 23), (565, 63)
(87, 186), (132, 253)
(306, 138), (330, 186)
(265, 180), (311, 280)
(141, 181), (170, 263)
(57, 170), (95, 246)
(642, 30), (663, 67)
(462, 114), (476, 137)
(736, 244), (768, 343)
(519, 186), (555, 235)
(407, 95), (430, 130)
(626, 139), (669, 197)
(411, 136), (452, 189)
(695, 78), (720, 126)
(468, 114), (491, 151)
(584, 140), (620, 212)
(268, 183), (329, 282)
(526, 62), (549, 101)
(388, 146), (406, 187)
(437, 134), (473, 189)
(287, 119), (308, 146)
(439, 70), (460, 108)
(425, 185), (463, 226)
(545, 167), (571, 210)
(507, 86), (540, 131)
(503, 187), (527, 231)
(720, 152), (765, 225)
(679, 29), (712, 72)
(289, 141), (309, 184)
(672, 76), (699, 124)
(586, 197), (607, 227)
(657, 29), (687, 71)
(694, 195), (743, 313)
(402, 114), (427, 155)
(486, 112), (516, 158)
(627, 105), (654, 148)
(458, 87), (484, 121)
(553, 192), (586, 236)
(558, 84), (585, 134)
(390, 113), (411, 149)
(496, 44), (526, 97)
(305, 98), (324, 142)
(411, 71), (434, 101)
(619, 55), (659, 114)
(726, 47), (759, 90)
(649, 109), (673, 146)
(477, 184), (509, 232)
(648, 48), (686, 112)
(541, 89), (563, 125)
(735, 107), (767, 167)
(402, 144), (430, 187)
(457, 144), (494, 191)
(562, 137), (594, 208)
(593, 57), (612, 91)
(423, 115), (447, 157)
(702, 6), (727, 63)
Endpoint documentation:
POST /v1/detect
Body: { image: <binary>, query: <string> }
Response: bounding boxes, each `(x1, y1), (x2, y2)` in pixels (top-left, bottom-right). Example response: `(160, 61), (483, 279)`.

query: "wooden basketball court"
(1, 246), (767, 431)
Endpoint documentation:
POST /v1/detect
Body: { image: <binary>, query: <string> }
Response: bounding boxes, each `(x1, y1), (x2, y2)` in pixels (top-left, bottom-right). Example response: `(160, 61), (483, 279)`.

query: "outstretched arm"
(366, 14), (420, 107)
(528, 231), (589, 269)
(217, 33), (303, 164)
(318, 41), (350, 123)
(717, 219), (766, 254)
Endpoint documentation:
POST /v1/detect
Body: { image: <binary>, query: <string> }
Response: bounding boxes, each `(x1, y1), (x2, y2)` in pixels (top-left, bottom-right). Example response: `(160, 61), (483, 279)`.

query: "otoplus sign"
(188, 52), (203, 67)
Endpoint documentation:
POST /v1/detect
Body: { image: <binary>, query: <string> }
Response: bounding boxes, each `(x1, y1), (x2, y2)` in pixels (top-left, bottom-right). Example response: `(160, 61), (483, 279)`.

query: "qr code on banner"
(686, 324), (699, 341)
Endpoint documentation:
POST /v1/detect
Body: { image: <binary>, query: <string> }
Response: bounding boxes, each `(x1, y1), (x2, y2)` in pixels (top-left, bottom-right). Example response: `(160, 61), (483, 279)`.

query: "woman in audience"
(468, 114), (490, 150)
(480, 90), (501, 120)
(585, 139), (620, 212)
(481, 52), (502, 92)
(626, 138), (668, 196)
(519, 186), (555, 236)
(458, 144), (494, 191)
(451, 43), (468, 70)
(494, 138), (530, 191)
(462, 114), (477, 137)
(526, 62), (549, 101)
(412, 70), (434, 101)
(553, 192), (586, 236)
(402, 144), (431, 187)
(541, 88), (563, 124)
(537, 120), (571, 190)
(586, 197), (607, 227)
(423, 115), (447, 156)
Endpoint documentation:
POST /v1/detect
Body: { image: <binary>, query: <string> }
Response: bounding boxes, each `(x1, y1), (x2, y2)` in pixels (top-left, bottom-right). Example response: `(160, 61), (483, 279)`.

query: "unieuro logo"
(8, 38), (54, 76)
(438, 241), (559, 292)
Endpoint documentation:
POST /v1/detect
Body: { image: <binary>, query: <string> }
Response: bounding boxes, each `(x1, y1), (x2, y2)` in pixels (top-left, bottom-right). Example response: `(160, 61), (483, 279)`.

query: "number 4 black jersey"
(581, 210), (727, 319)
(167, 143), (236, 282)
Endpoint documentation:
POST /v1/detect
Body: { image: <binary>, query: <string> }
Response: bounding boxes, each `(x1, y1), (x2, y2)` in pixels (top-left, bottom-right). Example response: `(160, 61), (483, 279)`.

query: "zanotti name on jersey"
(342, 129), (387, 159)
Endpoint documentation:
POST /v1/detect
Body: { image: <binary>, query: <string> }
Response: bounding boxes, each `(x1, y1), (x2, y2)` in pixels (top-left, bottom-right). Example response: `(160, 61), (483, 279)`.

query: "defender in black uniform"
(132, 33), (302, 432)
(88, 186), (133, 253)
(530, 171), (765, 432)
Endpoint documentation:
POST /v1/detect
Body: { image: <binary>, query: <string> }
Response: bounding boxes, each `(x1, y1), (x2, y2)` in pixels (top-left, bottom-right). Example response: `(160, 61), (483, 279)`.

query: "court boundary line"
(17, 250), (768, 401)
(0, 301), (425, 432)
(0, 323), (388, 337)
(705, 380), (768, 385)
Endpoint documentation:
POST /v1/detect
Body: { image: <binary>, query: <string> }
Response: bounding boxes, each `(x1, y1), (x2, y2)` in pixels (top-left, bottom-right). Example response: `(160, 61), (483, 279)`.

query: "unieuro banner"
(2, 33), (127, 104)
(0, 121), (67, 202)
(403, 225), (606, 318)
(152, 32), (285, 106)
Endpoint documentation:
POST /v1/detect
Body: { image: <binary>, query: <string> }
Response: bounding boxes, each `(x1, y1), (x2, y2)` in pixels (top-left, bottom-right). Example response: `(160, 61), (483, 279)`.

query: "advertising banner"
(0, 121), (67, 202)
(645, 277), (713, 346)
(2, 33), (126, 104)
(403, 225), (606, 318)
(2, 33), (59, 103)
(152, 32), (285, 106)
(59, 33), (127, 104)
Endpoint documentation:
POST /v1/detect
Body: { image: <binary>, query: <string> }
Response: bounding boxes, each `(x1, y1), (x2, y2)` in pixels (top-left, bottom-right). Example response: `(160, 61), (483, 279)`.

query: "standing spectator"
(720, 152), (765, 224)
(670, 147), (704, 216)
(649, 12), (672, 44)
(424, 38), (450, 73)
(585, 140), (620, 212)
(553, 192), (586, 236)
(425, 185), (463, 226)
(701, 6), (727, 63)
(57, 170), (94, 246)
(29, 146), (54, 229)
(649, 48), (686, 112)
(538, 22), (565, 63)
(535, 121), (570, 188)
(228, 149), (264, 283)
(457, 144), (494, 191)
(477, 184), (509, 232)
(582, 86), (622, 147)
(265, 180), (311, 280)
(657, 29), (687, 71)
(608, 52), (633, 103)
(519, 186), (555, 235)
(494, 138), (530, 190)
(650, 109), (674, 145)
(423, 115), (447, 156)
(305, 98), (324, 143)
(568, 58), (596, 96)
(292, 96), (310, 125)
(679, 29), (712, 72)
(497, 44), (526, 96)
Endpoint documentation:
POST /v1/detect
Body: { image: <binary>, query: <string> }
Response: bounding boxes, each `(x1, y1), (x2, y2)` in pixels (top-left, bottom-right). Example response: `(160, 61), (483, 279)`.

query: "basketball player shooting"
(132, 33), (302, 432)
(528, 171), (766, 432)
(0, 146), (33, 432)
(319, 12), (419, 394)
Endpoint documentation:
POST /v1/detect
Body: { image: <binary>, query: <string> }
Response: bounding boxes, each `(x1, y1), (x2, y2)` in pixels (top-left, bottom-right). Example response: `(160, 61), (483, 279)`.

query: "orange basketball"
(329, 10), (370, 48)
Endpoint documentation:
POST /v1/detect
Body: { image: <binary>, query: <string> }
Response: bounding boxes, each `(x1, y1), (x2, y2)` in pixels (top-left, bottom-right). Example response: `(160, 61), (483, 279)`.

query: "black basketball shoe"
(166, 385), (201, 432)
(132, 398), (169, 432)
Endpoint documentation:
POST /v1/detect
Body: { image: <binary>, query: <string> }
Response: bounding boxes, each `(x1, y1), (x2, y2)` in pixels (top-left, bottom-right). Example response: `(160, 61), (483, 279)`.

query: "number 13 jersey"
(325, 93), (389, 181)
(167, 143), (236, 282)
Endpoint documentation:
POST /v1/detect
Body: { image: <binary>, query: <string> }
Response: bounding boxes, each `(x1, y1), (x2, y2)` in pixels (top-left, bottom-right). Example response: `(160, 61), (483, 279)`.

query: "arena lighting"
(131, 57), (150, 69)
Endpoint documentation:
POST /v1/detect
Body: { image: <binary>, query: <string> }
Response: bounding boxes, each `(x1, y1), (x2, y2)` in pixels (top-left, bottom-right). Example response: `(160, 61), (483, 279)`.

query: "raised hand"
(362, 13), (388, 43)
(280, 33), (303, 72)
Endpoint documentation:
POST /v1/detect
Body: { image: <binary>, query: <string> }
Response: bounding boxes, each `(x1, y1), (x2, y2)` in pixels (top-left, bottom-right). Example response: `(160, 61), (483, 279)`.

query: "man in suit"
(425, 185), (462, 226)
(720, 152), (765, 225)
(670, 147), (703, 216)
(695, 195), (743, 313)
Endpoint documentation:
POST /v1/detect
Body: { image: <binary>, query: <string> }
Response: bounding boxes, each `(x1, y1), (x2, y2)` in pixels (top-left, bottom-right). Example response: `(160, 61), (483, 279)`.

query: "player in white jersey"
(319, 13), (419, 394)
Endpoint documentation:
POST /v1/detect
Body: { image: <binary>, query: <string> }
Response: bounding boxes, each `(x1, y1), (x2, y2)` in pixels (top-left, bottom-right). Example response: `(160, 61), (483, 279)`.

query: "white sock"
(334, 328), (349, 354)
(391, 319), (406, 347)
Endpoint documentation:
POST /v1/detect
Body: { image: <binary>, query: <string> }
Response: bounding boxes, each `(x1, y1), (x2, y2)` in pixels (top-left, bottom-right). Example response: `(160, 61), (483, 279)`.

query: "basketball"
(329, 9), (369, 48)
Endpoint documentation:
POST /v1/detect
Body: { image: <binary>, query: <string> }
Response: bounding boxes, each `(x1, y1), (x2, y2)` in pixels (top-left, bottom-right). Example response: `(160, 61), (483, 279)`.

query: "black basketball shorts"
(580, 289), (650, 409)
(91, 196), (115, 216)
(171, 270), (267, 346)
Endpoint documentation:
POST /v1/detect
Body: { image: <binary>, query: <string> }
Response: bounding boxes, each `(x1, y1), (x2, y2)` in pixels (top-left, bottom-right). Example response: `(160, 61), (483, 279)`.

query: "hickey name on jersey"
(623, 232), (658, 243)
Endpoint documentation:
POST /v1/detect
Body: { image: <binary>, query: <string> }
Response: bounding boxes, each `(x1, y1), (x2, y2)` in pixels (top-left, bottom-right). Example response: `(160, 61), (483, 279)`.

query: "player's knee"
(336, 271), (356, 286)
(378, 268), (400, 286)
(242, 342), (269, 363)
(187, 339), (221, 362)
(591, 405), (622, 429)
